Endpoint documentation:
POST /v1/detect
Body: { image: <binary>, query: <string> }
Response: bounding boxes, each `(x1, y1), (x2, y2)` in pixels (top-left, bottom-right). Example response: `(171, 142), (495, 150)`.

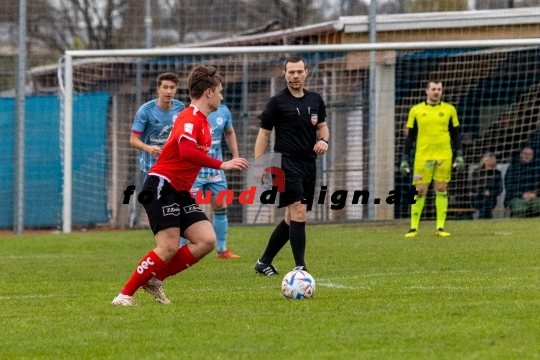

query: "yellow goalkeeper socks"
(411, 195), (425, 230)
(435, 191), (448, 230)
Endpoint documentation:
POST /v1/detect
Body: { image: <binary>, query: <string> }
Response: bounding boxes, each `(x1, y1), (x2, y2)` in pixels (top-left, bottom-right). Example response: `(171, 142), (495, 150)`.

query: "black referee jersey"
(260, 87), (327, 161)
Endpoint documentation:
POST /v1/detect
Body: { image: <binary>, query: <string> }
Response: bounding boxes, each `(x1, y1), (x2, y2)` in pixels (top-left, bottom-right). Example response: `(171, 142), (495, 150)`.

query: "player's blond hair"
(478, 152), (497, 169)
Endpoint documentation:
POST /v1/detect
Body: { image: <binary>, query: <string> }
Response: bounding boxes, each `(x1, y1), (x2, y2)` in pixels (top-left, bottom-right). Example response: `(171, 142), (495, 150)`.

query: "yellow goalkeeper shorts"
(412, 157), (452, 185)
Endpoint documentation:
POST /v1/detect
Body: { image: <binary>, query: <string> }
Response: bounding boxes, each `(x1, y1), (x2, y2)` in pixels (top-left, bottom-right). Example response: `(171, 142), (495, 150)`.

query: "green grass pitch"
(1, 218), (540, 359)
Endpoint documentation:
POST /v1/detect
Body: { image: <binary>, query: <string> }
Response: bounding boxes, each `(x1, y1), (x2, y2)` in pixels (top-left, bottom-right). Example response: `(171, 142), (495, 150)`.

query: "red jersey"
(149, 105), (212, 191)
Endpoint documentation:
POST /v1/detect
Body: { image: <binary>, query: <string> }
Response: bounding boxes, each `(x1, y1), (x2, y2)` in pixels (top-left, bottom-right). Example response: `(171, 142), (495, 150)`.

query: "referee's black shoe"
(254, 260), (279, 276)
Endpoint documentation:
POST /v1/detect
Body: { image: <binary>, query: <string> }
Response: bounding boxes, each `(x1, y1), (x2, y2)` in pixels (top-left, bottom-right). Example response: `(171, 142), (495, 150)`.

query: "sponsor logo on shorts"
(184, 204), (204, 214)
(163, 203), (181, 216)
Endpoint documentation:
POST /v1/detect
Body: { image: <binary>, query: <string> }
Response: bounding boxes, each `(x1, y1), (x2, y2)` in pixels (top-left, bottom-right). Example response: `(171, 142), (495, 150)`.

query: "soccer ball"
(281, 270), (316, 299)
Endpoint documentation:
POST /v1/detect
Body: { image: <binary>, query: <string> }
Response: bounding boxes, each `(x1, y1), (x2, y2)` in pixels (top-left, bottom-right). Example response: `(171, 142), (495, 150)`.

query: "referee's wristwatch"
(318, 137), (329, 144)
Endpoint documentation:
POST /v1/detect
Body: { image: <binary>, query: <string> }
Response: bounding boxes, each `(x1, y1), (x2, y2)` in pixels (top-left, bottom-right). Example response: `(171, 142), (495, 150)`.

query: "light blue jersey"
(196, 105), (232, 183)
(131, 99), (185, 173)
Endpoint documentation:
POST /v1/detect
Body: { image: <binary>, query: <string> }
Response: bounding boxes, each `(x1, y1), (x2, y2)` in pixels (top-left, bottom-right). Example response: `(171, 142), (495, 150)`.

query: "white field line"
(404, 284), (539, 290)
(0, 254), (78, 260)
(315, 267), (540, 291)
(1, 268), (537, 301)
(0, 294), (67, 300)
(316, 269), (473, 282)
(317, 282), (362, 290)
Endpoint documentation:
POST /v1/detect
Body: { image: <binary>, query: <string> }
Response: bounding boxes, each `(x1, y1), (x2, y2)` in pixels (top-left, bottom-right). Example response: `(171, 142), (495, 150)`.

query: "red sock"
(121, 250), (166, 296)
(155, 245), (199, 281)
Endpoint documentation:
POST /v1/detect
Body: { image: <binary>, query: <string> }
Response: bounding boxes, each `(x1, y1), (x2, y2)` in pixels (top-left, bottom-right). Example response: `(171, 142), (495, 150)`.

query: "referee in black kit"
(253, 56), (330, 276)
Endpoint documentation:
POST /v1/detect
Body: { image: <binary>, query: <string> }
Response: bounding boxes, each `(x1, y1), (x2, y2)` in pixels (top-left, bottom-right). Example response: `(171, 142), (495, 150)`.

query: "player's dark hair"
(426, 79), (442, 89)
(284, 56), (307, 71)
(187, 65), (222, 100)
(156, 72), (180, 88)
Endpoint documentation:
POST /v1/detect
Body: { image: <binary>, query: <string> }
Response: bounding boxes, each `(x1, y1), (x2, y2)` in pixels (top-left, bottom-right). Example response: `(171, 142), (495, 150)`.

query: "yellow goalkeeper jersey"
(406, 101), (459, 160)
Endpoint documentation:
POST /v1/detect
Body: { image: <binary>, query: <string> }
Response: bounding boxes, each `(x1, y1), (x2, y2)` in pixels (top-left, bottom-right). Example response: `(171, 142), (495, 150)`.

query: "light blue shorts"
(191, 180), (227, 197)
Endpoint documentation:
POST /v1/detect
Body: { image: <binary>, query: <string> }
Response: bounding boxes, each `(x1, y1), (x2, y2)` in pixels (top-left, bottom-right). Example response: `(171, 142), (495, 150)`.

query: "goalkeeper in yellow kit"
(400, 80), (464, 237)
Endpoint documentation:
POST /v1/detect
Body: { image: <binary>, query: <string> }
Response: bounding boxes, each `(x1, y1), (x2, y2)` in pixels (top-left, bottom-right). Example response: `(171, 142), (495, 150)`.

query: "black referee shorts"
(278, 156), (316, 211)
(141, 175), (209, 236)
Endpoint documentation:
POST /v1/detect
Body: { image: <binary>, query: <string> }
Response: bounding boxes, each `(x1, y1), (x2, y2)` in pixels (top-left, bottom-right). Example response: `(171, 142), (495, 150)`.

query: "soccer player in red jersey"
(112, 65), (249, 306)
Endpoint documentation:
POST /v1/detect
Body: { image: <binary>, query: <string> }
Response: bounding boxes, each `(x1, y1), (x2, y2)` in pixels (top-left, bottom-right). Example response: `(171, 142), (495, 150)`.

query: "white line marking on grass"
(405, 285), (472, 290)
(318, 282), (355, 289)
(0, 254), (77, 260)
(404, 284), (539, 290)
(318, 269), (472, 282)
(317, 282), (371, 290)
(0, 294), (61, 300)
(0, 292), (115, 301)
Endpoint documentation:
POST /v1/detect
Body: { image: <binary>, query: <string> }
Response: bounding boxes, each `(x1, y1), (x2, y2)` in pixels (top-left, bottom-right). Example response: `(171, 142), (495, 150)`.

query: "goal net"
(394, 46), (540, 221)
(22, 39), (540, 232)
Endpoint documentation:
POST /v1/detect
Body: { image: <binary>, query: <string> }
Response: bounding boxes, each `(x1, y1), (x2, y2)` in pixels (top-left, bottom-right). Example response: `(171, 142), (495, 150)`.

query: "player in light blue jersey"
(130, 72), (185, 178)
(180, 104), (241, 259)
(129, 73), (185, 228)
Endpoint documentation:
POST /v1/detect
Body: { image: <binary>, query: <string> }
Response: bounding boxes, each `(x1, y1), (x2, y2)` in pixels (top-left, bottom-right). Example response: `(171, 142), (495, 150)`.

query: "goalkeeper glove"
(453, 156), (465, 172)
(399, 160), (410, 176)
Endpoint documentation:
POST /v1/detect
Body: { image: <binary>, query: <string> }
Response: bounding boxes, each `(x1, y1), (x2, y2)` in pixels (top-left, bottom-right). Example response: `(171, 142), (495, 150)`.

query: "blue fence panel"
(0, 93), (110, 228)
(72, 93), (110, 224)
(0, 99), (16, 227)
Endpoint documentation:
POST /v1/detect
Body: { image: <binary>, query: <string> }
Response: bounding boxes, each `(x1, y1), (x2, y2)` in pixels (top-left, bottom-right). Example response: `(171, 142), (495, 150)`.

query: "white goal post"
(61, 38), (540, 233)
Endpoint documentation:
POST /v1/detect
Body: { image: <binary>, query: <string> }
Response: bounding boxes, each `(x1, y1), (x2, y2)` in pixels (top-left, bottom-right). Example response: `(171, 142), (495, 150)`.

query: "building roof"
(177, 20), (342, 47)
(340, 7), (540, 33)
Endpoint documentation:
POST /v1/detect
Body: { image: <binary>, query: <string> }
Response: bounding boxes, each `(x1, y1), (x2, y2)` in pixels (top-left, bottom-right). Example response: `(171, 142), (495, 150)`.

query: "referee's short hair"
(284, 56), (307, 70)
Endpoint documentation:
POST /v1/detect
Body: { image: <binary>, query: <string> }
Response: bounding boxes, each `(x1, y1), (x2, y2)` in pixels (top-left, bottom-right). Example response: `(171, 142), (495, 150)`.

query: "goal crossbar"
(61, 38), (540, 232)
(65, 38), (540, 58)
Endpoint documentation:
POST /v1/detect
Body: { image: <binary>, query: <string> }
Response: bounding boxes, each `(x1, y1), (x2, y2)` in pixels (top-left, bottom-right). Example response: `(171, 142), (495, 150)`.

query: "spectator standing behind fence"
(470, 152), (502, 219)
(504, 147), (540, 217)
(479, 112), (521, 162)
(525, 128), (540, 154)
